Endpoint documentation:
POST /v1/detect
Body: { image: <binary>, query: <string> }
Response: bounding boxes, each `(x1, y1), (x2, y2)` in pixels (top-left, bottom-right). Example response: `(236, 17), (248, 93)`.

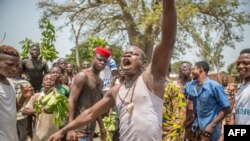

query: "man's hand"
(201, 135), (210, 141)
(47, 130), (64, 141)
(100, 128), (107, 140)
(204, 123), (215, 134)
(66, 130), (77, 141)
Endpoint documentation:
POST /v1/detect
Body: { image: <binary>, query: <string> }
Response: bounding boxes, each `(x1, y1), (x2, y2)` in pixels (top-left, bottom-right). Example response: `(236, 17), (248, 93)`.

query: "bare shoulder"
(74, 71), (88, 81)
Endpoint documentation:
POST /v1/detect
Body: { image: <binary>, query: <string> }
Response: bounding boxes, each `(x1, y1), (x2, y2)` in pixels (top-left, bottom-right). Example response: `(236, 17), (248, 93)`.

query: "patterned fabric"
(162, 81), (186, 141)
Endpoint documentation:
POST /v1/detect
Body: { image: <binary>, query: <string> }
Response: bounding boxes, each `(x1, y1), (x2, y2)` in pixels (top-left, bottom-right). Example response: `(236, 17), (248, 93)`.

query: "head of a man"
(121, 46), (146, 76)
(222, 76), (229, 87)
(192, 61), (209, 80)
(93, 47), (110, 72)
(29, 45), (40, 59)
(50, 66), (62, 82)
(0, 45), (20, 78)
(236, 48), (250, 81)
(82, 61), (91, 69)
(179, 62), (191, 78)
(57, 58), (67, 71)
(118, 66), (125, 79)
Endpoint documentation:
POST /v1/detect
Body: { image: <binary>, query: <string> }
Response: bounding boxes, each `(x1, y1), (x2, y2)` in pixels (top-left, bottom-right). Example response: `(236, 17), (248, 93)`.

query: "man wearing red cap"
(49, 0), (176, 140)
(100, 46), (118, 94)
(65, 47), (110, 141)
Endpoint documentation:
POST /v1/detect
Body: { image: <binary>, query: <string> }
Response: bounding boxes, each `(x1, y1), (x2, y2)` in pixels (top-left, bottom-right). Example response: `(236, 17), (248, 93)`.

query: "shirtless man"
(21, 45), (49, 92)
(48, 0), (176, 140)
(66, 48), (110, 141)
(178, 62), (193, 141)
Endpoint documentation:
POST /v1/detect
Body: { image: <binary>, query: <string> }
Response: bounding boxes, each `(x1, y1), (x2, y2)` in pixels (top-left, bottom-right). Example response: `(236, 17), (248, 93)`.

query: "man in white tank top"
(48, 0), (177, 140)
(0, 45), (20, 141)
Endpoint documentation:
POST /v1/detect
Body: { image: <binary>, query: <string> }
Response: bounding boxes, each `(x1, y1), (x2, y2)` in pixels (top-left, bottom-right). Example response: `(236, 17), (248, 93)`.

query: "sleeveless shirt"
(116, 75), (163, 141)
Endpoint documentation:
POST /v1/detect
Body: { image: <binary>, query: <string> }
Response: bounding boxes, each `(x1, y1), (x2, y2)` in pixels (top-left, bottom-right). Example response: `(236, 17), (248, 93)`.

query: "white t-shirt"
(100, 66), (113, 92)
(234, 82), (250, 124)
(0, 82), (18, 141)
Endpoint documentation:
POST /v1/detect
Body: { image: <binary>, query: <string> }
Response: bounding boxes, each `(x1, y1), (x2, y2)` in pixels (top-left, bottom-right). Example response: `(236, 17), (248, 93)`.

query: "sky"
(0, 0), (250, 72)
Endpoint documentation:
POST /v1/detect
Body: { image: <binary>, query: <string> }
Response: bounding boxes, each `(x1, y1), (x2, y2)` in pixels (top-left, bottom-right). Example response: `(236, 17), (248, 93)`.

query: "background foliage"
(20, 19), (58, 62)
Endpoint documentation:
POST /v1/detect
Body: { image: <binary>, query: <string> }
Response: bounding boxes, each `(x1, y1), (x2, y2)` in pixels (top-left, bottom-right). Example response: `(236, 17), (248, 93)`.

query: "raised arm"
(143, 0), (176, 98)
(151, 0), (176, 78)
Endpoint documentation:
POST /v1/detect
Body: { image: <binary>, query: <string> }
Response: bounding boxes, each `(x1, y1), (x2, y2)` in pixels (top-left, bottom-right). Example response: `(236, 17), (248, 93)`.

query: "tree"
(20, 19), (58, 62)
(227, 62), (238, 75)
(71, 22), (84, 67)
(38, 0), (250, 61)
(66, 36), (123, 66)
(0, 32), (6, 43)
(195, 32), (225, 81)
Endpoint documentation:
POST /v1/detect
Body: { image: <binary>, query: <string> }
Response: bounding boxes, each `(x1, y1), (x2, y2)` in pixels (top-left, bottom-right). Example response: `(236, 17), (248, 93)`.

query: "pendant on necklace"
(126, 102), (134, 115)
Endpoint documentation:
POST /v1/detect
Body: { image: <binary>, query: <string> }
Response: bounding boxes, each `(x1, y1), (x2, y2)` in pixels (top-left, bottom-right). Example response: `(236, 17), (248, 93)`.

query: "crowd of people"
(0, 0), (249, 141)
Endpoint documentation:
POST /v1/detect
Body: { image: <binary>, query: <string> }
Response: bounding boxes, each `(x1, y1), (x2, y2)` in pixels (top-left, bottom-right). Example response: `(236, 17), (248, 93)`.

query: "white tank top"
(116, 75), (163, 141)
(0, 82), (18, 141)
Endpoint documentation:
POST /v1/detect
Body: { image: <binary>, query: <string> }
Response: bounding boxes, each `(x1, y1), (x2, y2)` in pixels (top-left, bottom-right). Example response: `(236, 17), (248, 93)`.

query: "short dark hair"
(195, 61), (210, 73)
(0, 45), (19, 57)
(240, 48), (250, 54)
(30, 44), (40, 50)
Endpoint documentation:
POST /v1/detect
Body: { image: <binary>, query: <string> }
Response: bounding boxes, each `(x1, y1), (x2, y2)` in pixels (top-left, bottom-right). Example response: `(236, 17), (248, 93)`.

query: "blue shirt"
(106, 58), (117, 71)
(184, 78), (230, 141)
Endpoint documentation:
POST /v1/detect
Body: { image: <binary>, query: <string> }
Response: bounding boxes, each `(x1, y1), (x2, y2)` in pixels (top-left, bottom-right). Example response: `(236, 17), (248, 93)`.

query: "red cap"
(95, 47), (111, 58)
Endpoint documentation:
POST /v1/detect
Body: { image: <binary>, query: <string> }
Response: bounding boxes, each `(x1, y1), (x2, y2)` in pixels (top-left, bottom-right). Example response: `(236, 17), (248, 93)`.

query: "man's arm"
(151, 0), (176, 77)
(205, 107), (230, 133)
(43, 61), (49, 74)
(143, 0), (176, 98)
(205, 84), (231, 134)
(48, 87), (117, 141)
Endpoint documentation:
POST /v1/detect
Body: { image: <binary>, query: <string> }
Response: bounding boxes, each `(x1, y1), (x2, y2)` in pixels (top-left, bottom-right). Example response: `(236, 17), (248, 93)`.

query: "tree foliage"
(38, 0), (250, 63)
(66, 36), (123, 66)
(227, 62), (238, 75)
(20, 19), (58, 62)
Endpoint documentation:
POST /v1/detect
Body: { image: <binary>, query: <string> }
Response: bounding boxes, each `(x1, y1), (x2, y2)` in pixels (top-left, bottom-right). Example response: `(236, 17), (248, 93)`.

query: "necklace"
(118, 79), (138, 115)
